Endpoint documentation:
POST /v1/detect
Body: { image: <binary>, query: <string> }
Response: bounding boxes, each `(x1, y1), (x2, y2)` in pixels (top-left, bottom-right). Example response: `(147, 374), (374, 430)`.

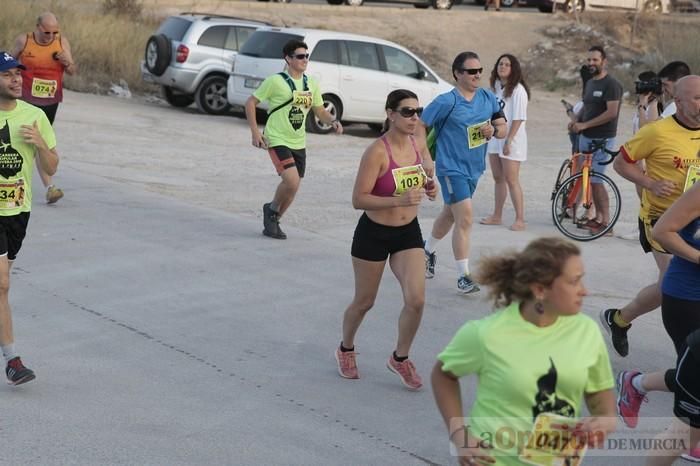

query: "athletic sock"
(269, 201), (280, 214)
(424, 235), (440, 253)
(1, 343), (17, 363)
(393, 351), (408, 362)
(456, 259), (470, 277)
(613, 310), (631, 328)
(631, 374), (647, 394)
(339, 343), (354, 353)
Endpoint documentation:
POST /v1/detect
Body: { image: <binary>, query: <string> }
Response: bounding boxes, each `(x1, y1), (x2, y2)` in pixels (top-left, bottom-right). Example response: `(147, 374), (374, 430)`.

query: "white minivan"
(227, 27), (452, 133)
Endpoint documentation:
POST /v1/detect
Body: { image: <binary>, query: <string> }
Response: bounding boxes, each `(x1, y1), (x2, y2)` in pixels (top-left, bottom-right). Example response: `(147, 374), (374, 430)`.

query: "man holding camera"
(11, 11), (76, 204)
(637, 61), (691, 131)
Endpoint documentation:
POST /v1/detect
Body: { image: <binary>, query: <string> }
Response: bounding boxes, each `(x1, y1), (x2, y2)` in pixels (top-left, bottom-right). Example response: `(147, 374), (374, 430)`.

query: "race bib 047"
(519, 413), (587, 466)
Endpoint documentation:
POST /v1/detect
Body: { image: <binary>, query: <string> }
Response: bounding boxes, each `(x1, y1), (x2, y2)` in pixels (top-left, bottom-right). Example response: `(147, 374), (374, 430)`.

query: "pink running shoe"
(681, 446), (700, 463)
(387, 356), (422, 390)
(335, 348), (359, 379)
(616, 370), (647, 428)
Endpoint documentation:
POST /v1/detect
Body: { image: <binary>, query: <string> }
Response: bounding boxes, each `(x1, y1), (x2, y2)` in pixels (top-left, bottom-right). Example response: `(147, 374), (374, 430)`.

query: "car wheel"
(501, 0), (515, 6)
(195, 75), (231, 115)
(162, 86), (194, 108)
(432, 0), (454, 8)
(537, 3), (553, 11)
(643, 0), (662, 12)
(144, 34), (171, 77)
(307, 95), (342, 134)
(327, 0), (344, 3)
(345, 0), (364, 5)
(563, 0), (585, 12)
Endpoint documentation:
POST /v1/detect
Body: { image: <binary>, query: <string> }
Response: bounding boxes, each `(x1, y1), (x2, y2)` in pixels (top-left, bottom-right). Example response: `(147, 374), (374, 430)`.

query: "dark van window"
(346, 41), (381, 71)
(240, 31), (304, 59)
(156, 17), (192, 41)
(198, 26), (228, 48)
(311, 40), (340, 64)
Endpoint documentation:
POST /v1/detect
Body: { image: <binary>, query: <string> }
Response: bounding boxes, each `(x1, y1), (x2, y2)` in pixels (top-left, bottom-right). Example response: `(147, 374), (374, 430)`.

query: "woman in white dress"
(480, 54), (530, 231)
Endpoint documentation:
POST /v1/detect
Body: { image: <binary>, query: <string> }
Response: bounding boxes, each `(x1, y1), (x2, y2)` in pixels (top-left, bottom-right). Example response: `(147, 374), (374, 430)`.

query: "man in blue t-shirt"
(420, 51), (506, 294)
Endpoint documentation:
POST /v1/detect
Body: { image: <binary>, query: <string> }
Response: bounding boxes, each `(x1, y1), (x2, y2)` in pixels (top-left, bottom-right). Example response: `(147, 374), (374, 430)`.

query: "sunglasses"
(458, 67), (483, 75)
(397, 107), (423, 118)
(290, 53), (310, 60)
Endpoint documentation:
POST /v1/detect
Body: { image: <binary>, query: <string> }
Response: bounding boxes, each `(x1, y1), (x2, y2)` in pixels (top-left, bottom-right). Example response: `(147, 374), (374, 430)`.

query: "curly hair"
(476, 237), (580, 308)
(489, 53), (530, 100)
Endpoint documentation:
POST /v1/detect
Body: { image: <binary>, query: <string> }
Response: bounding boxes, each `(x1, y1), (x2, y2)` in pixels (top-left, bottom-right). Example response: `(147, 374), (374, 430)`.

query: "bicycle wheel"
(552, 171), (621, 241)
(551, 159), (572, 201)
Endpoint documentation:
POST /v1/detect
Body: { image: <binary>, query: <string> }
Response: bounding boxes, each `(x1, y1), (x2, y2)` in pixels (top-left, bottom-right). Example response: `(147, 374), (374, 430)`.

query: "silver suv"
(141, 12), (270, 115)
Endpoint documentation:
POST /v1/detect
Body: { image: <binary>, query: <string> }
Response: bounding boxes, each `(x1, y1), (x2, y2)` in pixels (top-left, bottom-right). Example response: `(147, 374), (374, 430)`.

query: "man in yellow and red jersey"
(12, 12), (76, 205)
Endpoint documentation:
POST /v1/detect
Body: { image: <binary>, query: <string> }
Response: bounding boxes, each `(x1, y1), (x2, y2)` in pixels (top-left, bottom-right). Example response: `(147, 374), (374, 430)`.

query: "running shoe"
(335, 347), (359, 379)
(600, 308), (630, 357)
(457, 275), (480, 294)
(616, 370), (647, 428)
(46, 185), (64, 204)
(681, 447), (700, 463)
(424, 241), (436, 279)
(5, 357), (36, 386)
(262, 203), (286, 240)
(387, 356), (422, 390)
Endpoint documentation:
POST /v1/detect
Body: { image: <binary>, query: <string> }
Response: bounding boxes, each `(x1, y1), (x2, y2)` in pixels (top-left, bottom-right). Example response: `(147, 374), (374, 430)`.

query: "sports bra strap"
(380, 135), (394, 160)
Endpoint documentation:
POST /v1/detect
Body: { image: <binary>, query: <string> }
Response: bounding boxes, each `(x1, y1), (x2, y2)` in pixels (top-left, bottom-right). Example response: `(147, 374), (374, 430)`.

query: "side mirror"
(415, 70), (427, 80)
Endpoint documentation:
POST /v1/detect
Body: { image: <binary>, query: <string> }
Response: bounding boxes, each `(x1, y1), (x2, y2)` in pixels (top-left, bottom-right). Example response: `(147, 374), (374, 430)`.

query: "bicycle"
(551, 141), (622, 241)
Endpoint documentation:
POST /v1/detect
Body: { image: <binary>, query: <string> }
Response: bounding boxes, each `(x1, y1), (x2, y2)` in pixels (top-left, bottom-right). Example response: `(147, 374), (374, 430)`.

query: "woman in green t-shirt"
(431, 237), (616, 465)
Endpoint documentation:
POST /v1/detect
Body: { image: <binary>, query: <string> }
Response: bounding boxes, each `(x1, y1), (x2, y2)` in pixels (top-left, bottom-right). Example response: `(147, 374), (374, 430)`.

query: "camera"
(635, 77), (662, 95)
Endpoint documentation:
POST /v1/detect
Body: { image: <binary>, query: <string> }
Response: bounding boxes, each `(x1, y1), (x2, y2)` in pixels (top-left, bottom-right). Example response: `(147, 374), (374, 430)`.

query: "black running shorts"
(268, 146), (306, 177)
(351, 213), (423, 262)
(638, 217), (667, 254)
(0, 212), (30, 261)
(674, 328), (700, 428)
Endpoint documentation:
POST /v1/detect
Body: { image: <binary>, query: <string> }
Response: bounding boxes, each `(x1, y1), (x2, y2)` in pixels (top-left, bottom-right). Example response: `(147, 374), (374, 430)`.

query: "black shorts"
(638, 217), (668, 254)
(268, 146), (306, 177)
(674, 328), (700, 428)
(351, 213), (423, 262)
(0, 212), (30, 261)
(38, 103), (59, 125)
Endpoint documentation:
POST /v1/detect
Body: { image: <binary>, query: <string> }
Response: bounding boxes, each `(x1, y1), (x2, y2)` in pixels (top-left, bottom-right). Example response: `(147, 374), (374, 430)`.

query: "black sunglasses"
(397, 107), (423, 118)
(458, 67), (483, 75)
(290, 53), (310, 60)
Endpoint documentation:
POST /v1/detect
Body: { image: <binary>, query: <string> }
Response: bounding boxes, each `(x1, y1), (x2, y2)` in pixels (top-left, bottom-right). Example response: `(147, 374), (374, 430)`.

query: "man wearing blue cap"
(0, 51), (59, 385)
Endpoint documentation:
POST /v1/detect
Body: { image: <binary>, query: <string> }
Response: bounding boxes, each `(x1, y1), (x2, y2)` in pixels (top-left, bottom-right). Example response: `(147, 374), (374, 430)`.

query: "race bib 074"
(466, 120), (489, 150)
(392, 164), (426, 196)
(0, 179), (26, 210)
(31, 78), (58, 99)
(519, 413), (587, 466)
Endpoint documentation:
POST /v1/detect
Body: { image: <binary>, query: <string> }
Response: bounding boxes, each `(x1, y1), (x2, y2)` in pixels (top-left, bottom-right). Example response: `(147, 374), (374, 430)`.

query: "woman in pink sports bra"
(334, 89), (437, 391)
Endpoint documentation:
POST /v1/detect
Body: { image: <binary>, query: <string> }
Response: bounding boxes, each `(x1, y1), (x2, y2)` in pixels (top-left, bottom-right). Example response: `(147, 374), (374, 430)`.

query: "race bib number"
(466, 120), (489, 150)
(392, 164), (426, 196)
(292, 90), (313, 109)
(519, 413), (587, 466)
(0, 179), (26, 210)
(683, 165), (700, 193)
(31, 78), (58, 99)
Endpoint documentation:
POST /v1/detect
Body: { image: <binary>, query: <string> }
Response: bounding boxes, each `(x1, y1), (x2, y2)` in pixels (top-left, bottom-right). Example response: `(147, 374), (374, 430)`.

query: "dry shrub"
(102, 0), (144, 18)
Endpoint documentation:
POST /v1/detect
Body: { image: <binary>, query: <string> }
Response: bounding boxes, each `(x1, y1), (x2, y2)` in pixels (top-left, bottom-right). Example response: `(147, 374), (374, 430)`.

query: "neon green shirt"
(437, 302), (614, 465)
(253, 73), (323, 150)
(0, 100), (56, 216)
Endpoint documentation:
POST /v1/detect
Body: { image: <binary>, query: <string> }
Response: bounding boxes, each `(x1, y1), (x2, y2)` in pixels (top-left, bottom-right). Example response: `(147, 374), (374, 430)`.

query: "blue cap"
(0, 52), (26, 72)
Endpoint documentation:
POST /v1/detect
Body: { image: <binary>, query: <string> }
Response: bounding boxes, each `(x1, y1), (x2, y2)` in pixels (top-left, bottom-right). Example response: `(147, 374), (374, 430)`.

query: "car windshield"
(239, 31), (304, 58)
(156, 17), (192, 41)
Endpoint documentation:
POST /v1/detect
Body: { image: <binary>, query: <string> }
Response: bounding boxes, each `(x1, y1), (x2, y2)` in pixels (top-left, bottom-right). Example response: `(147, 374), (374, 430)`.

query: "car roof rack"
(179, 12), (272, 25)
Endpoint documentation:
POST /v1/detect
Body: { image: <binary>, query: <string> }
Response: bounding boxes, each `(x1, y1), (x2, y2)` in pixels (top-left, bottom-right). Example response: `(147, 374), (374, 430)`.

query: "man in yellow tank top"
(11, 12), (76, 205)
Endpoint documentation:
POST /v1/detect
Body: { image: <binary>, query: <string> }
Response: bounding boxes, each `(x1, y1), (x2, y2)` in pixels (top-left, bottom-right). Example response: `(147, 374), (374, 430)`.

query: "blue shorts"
(577, 135), (616, 184)
(438, 175), (478, 204)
